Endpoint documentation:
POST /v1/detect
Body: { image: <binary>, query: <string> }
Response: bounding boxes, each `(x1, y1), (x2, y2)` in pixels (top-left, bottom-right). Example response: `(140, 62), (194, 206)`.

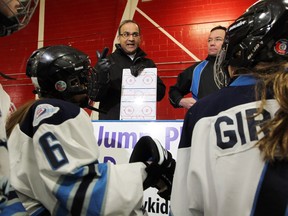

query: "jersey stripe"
(190, 60), (209, 100)
(71, 164), (97, 215)
(88, 164), (108, 215)
(251, 160), (288, 216)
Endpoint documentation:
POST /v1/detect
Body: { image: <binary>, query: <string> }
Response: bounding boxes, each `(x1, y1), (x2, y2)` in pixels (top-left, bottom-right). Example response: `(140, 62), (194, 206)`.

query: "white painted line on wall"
(136, 7), (200, 61)
(37, 0), (45, 49)
(114, 0), (200, 61)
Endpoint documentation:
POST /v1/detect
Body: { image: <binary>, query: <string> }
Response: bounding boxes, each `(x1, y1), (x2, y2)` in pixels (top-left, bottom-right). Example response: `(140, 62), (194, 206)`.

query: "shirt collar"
(230, 75), (257, 86)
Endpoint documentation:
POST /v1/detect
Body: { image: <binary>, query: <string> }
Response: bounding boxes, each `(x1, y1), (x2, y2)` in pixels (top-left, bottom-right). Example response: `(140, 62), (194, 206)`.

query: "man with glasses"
(169, 25), (226, 110)
(93, 19), (166, 120)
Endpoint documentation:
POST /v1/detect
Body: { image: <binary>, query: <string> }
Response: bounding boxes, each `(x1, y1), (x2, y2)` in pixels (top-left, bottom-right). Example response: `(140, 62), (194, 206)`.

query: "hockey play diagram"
(120, 68), (157, 120)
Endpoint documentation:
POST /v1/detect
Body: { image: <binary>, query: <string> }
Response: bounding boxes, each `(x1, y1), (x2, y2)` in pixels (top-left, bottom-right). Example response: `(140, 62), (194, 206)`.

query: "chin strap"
(86, 104), (107, 114)
(0, 71), (16, 80)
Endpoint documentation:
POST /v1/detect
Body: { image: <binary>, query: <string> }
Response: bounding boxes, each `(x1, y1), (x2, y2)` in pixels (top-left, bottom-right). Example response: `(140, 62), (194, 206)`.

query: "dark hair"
(210, 25), (227, 32)
(118, 20), (141, 35)
(254, 60), (288, 161)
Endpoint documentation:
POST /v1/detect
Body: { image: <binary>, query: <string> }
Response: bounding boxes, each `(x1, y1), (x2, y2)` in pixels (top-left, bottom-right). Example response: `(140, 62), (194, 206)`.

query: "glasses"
(119, 32), (140, 38)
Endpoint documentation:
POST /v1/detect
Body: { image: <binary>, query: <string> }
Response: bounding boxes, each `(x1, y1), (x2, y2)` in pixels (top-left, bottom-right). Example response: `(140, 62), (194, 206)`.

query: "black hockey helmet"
(26, 45), (92, 102)
(214, 0), (288, 86)
(0, 0), (39, 36)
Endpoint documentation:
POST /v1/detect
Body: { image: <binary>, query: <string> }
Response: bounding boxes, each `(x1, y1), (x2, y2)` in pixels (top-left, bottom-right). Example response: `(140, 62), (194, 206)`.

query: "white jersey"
(0, 84), (27, 215)
(170, 76), (288, 216)
(0, 84), (11, 177)
(8, 98), (148, 216)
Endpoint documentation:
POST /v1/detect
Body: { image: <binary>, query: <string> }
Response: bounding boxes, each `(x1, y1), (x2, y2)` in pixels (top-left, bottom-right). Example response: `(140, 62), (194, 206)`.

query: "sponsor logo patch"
(33, 104), (60, 127)
(274, 39), (288, 55)
(55, 80), (67, 92)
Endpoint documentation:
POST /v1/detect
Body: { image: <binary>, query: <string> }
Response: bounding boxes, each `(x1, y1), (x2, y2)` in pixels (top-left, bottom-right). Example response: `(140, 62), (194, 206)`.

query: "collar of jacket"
(206, 55), (217, 62)
(115, 43), (147, 59)
(230, 75), (257, 86)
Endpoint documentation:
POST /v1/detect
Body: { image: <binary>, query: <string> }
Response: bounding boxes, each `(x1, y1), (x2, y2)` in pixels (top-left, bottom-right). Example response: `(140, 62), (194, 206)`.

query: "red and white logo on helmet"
(274, 39), (288, 55)
(55, 80), (67, 92)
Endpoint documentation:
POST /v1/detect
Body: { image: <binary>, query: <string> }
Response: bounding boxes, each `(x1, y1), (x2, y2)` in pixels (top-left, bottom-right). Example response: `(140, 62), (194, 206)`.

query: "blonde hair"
(251, 61), (288, 161)
(6, 100), (36, 138)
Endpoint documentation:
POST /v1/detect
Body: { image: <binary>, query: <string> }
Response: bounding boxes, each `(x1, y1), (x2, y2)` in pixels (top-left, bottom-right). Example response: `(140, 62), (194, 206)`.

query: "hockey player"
(0, 0), (39, 215)
(5, 45), (175, 215)
(170, 0), (288, 215)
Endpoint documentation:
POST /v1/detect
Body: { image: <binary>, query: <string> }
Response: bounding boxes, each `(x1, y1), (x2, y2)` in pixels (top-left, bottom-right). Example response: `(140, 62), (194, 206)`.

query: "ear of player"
(129, 136), (176, 200)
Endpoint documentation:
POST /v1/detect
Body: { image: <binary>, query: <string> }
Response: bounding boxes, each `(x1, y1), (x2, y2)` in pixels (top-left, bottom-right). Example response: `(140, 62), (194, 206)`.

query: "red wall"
(0, 0), (257, 119)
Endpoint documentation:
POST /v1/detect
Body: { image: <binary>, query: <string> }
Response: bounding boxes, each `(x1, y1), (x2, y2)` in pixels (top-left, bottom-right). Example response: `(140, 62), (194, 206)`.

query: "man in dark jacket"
(93, 20), (166, 120)
(169, 26), (226, 109)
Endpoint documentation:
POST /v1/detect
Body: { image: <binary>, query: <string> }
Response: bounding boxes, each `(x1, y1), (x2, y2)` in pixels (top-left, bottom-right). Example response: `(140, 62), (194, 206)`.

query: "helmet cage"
(214, 40), (229, 88)
(0, 0), (39, 36)
(87, 67), (100, 101)
(62, 68), (91, 96)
